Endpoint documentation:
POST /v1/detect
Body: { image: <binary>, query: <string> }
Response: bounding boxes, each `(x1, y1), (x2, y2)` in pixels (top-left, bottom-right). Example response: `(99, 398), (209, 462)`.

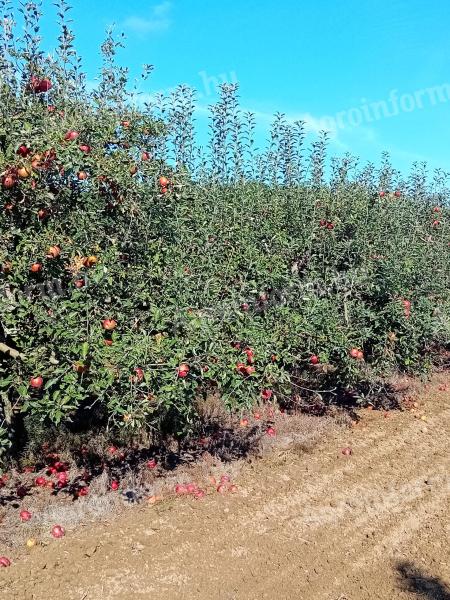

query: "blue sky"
(38, 0), (450, 174)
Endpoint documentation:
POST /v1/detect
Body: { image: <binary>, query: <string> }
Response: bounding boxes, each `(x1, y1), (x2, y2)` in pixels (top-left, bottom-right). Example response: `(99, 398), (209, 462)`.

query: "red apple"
(2, 174), (16, 189)
(30, 263), (42, 274)
(102, 319), (117, 331)
(310, 355), (319, 365)
(20, 510), (32, 522)
(29, 376), (43, 389)
(17, 145), (30, 157)
(37, 78), (52, 93)
(46, 245), (61, 259)
(177, 363), (189, 378)
(51, 525), (65, 538)
(134, 367), (144, 382)
(261, 389), (273, 401)
(64, 130), (79, 141)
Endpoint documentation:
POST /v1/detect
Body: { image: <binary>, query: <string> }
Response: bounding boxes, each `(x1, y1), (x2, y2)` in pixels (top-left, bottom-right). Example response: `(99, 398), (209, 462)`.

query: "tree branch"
(0, 343), (24, 360)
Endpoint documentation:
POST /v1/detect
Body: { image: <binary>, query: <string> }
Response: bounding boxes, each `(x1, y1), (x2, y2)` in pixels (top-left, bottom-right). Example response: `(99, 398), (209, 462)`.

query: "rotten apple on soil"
(51, 525), (65, 538)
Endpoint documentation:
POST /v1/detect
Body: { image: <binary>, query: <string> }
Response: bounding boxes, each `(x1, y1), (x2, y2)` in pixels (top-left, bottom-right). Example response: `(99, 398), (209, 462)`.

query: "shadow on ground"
(396, 561), (450, 600)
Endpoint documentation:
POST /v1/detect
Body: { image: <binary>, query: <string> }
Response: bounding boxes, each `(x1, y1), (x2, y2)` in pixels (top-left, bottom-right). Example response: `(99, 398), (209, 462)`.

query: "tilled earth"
(1, 376), (449, 600)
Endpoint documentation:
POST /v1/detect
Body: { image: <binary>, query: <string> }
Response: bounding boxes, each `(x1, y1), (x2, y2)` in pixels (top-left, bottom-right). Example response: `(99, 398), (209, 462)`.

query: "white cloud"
(123, 2), (172, 36)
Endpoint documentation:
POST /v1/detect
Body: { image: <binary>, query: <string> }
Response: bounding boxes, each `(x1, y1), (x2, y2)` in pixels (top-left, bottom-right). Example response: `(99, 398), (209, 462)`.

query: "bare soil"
(1, 375), (449, 600)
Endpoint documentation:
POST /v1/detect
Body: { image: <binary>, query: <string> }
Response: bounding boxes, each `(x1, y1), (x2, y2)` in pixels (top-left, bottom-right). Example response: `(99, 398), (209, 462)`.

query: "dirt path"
(1, 376), (449, 600)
